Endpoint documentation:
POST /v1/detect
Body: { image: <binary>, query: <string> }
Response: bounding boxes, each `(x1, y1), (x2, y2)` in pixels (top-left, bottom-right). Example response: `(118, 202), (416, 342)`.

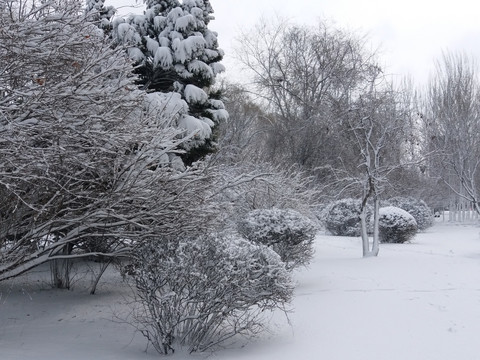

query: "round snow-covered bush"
(237, 208), (316, 269)
(129, 235), (293, 354)
(386, 196), (434, 231)
(378, 206), (418, 243)
(324, 199), (371, 237)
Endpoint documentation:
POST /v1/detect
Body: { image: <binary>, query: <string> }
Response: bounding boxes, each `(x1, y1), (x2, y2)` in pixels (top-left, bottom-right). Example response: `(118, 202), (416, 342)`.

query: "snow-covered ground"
(2, 221), (480, 359)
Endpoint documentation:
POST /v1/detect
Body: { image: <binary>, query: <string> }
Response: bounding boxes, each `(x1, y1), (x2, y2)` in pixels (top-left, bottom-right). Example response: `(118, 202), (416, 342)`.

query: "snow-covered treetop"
(145, 0), (180, 11)
(109, 0), (227, 164)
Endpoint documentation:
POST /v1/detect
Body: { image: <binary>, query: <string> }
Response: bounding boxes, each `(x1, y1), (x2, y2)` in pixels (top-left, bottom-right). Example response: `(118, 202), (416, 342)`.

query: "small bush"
(386, 196), (434, 231)
(128, 235), (293, 354)
(324, 199), (371, 237)
(237, 208), (316, 269)
(378, 206), (418, 243)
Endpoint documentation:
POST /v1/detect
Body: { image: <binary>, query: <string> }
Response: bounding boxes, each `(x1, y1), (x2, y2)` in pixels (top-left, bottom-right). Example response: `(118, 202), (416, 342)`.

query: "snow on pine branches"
(110, 0), (227, 164)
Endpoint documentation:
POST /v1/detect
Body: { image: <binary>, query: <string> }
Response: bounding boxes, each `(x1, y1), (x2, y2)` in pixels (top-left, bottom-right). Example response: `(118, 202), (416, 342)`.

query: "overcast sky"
(112, 0), (480, 85)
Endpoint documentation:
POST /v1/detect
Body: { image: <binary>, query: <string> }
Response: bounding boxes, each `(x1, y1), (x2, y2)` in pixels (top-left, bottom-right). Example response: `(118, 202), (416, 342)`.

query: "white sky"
(111, 0), (480, 86)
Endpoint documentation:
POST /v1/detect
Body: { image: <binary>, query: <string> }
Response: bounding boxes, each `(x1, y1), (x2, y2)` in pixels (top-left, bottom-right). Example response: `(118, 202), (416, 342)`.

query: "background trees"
(235, 19), (377, 173)
(422, 52), (480, 215)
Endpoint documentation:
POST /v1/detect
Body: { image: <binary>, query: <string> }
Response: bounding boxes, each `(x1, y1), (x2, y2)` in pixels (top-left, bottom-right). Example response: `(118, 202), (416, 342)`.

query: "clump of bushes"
(324, 198), (371, 237)
(378, 206), (418, 243)
(386, 196), (433, 231)
(237, 208), (316, 269)
(129, 234), (293, 354)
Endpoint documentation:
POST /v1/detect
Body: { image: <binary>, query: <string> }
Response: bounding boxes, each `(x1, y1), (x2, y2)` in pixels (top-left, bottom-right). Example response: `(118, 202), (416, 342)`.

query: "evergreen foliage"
(85, 0), (115, 33)
(111, 0), (227, 164)
(324, 199), (371, 237)
(378, 206), (418, 243)
(238, 208), (316, 269)
(386, 196), (434, 231)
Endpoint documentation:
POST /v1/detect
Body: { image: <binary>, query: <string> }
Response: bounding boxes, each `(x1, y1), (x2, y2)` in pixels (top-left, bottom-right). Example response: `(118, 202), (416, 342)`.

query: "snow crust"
(145, 36), (159, 55)
(175, 14), (195, 31)
(153, 46), (173, 68)
(210, 62), (226, 74)
(208, 108), (229, 122)
(177, 114), (212, 139)
(184, 84), (208, 104)
(127, 47), (144, 62)
(144, 92), (187, 122)
(173, 35), (206, 63)
(115, 22), (140, 44)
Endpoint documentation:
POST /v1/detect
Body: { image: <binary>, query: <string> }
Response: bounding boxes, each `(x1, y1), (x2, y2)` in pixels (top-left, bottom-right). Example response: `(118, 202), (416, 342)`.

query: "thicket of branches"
(0, 0), (219, 286)
(421, 52), (480, 214)
(129, 234), (293, 354)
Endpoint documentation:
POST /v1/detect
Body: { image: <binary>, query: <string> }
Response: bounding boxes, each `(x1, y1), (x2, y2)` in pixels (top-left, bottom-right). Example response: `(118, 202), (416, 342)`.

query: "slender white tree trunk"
(360, 208), (370, 257)
(371, 196), (380, 256)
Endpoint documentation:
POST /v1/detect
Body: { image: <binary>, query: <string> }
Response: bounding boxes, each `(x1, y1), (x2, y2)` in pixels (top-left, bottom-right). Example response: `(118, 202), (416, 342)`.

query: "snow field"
(219, 222), (480, 360)
(1, 222), (480, 359)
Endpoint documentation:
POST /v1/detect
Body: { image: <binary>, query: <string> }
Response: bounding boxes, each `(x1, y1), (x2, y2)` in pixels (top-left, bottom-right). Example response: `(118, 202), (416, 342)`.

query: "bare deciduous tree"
(342, 74), (414, 256)
(0, 0), (216, 287)
(235, 18), (377, 172)
(424, 51), (480, 215)
(215, 80), (266, 164)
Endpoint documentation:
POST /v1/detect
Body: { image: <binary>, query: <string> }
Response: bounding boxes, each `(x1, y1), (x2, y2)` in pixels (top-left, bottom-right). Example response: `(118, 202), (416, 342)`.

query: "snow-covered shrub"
(324, 199), (371, 237)
(386, 196), (434, 231)
(378, 206), (418, 243)
(237, 208), (316, 269)
(129, 234), (293, 354)
(0, 0), (220, 286)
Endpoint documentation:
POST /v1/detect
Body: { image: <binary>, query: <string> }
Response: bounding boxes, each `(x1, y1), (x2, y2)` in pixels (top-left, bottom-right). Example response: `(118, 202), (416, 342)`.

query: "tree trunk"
(50, 243), (73, 289)
(90, 259), (112, 295)
(371, 196), (380, 256)
(360, 196), (380, 258)
(360, 208), (370, 257)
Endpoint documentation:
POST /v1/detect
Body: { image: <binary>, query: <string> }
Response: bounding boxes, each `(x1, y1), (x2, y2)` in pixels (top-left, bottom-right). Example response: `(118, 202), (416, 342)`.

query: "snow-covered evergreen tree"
(85, 0), (115, 33)
(111, 0), (227, 164)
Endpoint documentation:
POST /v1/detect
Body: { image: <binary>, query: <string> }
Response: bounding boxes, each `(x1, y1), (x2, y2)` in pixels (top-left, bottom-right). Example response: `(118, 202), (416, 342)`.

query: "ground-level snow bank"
(2, 222), (480, 360)
(217, 223), (480, 360)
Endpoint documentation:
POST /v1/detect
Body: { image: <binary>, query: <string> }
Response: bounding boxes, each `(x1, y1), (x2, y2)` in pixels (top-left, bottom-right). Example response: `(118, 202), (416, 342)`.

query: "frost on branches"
(111, 0), (227, 164)
(128, 234), (293, 354)
(0, 0), (210, 285)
